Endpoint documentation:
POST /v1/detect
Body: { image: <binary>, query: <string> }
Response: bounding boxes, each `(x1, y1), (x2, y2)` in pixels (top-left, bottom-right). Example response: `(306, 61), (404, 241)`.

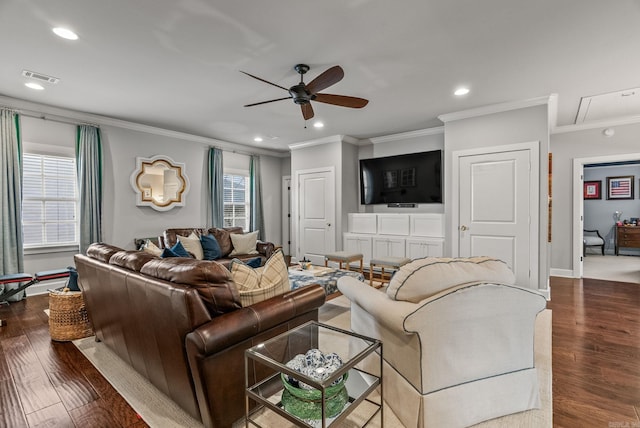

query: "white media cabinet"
(343, 213), (444, 267)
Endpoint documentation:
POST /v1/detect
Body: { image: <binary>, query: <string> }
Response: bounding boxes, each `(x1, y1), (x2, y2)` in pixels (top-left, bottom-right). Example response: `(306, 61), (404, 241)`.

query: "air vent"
(22, 70), (60, 84)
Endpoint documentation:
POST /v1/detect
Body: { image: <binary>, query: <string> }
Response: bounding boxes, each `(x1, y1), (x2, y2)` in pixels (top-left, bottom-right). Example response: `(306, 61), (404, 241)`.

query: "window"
(223, 172), (249, 230)
(22, 153), (79, 247)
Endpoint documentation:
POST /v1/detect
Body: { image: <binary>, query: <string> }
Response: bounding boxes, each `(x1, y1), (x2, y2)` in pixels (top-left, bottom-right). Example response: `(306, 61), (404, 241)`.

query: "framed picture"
(607, 175), (634, 200)
(584, 180), (601, 200)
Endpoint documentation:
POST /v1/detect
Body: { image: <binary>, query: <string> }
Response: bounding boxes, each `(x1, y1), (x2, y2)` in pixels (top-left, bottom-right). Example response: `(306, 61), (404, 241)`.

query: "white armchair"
(337, 257), (547, 428)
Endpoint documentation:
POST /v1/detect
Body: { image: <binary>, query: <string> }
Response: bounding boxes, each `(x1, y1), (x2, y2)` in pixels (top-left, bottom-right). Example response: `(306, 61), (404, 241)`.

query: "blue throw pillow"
(170, 241), (191, 258)
(200, 234), (222, 260)
(246, 257), (262, 268)
(161, 247), (180, 258)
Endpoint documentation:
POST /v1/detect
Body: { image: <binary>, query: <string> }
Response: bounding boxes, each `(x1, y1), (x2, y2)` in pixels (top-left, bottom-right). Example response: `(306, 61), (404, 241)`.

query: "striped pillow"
(387, 256), (515, 303)
(230, 249), (290, 306)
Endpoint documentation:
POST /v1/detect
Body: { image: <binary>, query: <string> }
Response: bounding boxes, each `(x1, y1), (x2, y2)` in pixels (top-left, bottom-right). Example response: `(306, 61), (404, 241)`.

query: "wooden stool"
(324, 251), (364, 273)
(369, 256), (411, 287)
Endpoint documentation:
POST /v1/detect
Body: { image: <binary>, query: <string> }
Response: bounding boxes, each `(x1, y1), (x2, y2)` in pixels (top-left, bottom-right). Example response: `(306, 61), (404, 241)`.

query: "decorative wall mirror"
(130, 155), (190, 211)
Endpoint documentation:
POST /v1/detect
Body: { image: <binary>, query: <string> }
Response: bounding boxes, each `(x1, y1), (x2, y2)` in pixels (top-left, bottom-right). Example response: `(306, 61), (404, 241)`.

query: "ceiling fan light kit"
(241, 64), (369, 121)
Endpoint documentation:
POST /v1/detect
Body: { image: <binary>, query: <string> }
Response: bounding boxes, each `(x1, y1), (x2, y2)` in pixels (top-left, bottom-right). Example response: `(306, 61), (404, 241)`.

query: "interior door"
(458, 149), (535, 288)
(298, 169), (335, 265)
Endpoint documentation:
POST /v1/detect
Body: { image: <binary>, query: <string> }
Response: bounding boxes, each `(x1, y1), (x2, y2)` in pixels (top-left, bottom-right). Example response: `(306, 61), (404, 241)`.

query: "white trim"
(438, 95), (554, 123)
(553, 114), (640, 134)
(282, 176), (291, 256)
(26, 280), (67, 296)
(451, 141), (540, 290)
(571, 152), (640, 278)
(550, 268), (575, 278)
(288, 135), (358, 151)
(369, 126), (444, 144)
(0, 95), (286, 157)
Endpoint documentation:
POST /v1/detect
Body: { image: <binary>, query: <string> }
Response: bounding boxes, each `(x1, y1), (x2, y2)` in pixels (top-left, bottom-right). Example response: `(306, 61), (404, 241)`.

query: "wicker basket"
(48, 291), (93, 341)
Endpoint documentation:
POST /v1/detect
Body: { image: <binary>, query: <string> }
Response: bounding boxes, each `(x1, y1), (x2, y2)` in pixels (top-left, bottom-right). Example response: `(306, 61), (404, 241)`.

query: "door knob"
(327, 223), (331, 227)
(459, 225), (468, 231)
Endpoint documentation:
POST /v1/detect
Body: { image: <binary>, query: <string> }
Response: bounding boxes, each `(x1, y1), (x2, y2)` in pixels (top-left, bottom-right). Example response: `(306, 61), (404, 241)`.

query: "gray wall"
(19, 114), (284, 294)
(443, 104), (551, 292)
(550, 122), (640, 270)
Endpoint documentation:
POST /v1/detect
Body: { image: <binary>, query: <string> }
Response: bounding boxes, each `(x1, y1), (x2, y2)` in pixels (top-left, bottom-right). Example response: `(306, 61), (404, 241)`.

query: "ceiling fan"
(241, 64), (369, 120)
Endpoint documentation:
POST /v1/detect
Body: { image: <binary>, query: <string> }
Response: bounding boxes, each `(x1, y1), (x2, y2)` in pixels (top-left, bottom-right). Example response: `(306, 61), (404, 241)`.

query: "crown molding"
(288, 134), (359, 151)
(368, 126), (444, 144)
(0, 95), (287, 158)
(438, 95), (555, 123)
(552, 114), (640, 135)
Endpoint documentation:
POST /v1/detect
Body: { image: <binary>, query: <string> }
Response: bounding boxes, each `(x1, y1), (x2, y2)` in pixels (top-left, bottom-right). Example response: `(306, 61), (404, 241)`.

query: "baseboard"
(550, 268), (574, 278)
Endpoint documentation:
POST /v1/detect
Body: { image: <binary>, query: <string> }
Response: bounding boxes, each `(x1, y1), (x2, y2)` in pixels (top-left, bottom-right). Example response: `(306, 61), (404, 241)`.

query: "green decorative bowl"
(280, 373), (349, 420)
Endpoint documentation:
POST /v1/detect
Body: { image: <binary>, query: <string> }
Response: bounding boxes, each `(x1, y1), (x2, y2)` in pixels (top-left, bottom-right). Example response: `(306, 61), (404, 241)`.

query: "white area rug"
(74, 295), (552, 427)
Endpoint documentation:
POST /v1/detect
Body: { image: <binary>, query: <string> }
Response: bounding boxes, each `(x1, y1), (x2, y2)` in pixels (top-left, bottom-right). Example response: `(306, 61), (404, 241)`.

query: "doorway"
(573, 153), (640, 280)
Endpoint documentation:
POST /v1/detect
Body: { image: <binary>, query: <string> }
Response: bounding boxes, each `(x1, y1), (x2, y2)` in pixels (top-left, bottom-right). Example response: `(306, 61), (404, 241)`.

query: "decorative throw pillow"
(200, 234), (222, 260)
(164, 241), (191, 258)
(212, 228), (234, 257)
(141, 239), (162, 257)
(229, 231), (259, 256)
(161, 247), (180, 258)
(386, 256), (516, 303)
(245, 257), (262, 268)
(229, 249), (290, 306)
(178, 232), (204, 260)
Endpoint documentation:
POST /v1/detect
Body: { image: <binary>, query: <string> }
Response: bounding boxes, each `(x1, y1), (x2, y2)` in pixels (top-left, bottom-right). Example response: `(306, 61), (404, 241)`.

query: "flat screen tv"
(360, 150), (442, 205)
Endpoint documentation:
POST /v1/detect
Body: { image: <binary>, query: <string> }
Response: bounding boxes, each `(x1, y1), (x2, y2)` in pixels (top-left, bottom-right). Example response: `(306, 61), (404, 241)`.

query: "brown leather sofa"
(75, 243), (325, 428)
(161, 227), (275, 268)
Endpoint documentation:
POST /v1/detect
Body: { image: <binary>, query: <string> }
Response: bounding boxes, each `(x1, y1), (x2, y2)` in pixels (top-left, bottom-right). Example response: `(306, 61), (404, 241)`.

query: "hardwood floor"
(0, 276), (638, 427)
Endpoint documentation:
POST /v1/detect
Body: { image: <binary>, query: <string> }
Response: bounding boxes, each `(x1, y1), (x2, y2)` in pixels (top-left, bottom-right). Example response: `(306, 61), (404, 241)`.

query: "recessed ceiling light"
(254, 137), (263, 142)
(454, 87), (470, 96)
(25, 82), (44, 90)
(313, 121), (324, 128)
(52, 27), (79, 40)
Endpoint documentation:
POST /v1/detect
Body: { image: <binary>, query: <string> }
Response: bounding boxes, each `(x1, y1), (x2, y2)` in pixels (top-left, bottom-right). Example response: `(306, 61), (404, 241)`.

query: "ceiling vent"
(575, 87), (640, 123)
(22, 70), (60, 84)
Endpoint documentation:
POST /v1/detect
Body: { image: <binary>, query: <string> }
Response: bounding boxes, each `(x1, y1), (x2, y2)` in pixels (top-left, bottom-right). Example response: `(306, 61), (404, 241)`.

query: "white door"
(298, 169), (335, 265)
(458, 149), (535, 288)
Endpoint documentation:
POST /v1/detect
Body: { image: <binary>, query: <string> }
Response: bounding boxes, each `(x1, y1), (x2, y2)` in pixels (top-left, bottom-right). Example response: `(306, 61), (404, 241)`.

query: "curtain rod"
(1, 106), (99, 128)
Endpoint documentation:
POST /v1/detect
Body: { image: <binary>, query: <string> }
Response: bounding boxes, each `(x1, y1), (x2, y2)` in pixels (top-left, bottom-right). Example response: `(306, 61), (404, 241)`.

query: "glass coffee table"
(245, 321), (382, 428)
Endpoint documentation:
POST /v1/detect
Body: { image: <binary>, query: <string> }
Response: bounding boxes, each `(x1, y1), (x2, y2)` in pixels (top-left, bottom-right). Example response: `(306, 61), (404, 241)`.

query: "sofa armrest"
(337, 276), (417, 332)
(186, 284), (325, 356)
(256, 241), (275, 259)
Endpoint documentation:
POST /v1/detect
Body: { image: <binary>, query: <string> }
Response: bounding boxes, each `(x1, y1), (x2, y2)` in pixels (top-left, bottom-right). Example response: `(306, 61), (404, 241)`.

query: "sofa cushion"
(110, 250), (158, 271)
(229, 249), (290, 306)
(86, 243), (123, 263)
(387, 256), (516, 303)
(200, 234), (222, 260)
(178, 232), (204, 260)
(229, 230), (259, 256)
(141, 258), (241, 317)
(212, 228), (234, 257)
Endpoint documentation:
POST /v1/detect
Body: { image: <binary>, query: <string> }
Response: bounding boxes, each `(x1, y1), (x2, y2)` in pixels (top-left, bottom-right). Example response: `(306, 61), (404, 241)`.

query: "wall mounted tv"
(360, 150), (442, 205)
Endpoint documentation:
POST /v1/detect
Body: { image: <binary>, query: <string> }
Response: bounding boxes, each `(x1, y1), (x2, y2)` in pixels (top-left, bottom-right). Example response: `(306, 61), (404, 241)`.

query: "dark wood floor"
(1, 276), (638, 427)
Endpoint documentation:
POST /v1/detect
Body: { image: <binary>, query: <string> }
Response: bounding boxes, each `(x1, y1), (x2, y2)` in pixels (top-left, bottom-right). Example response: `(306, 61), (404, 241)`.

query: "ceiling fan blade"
(306, 66), (344, 94)
(244, 96), (292, 107)
(313, 93), (369, 108)
(301, 103), (314, 120)
(240, 71), (289, 91)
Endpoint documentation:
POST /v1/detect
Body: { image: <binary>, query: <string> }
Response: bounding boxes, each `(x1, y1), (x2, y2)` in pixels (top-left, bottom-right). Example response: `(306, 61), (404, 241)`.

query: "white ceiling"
(2, 0), (640, 153)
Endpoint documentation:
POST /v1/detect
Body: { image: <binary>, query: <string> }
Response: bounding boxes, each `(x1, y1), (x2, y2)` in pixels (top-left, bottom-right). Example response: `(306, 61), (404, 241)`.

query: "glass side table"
(245, 321), (382, 428)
